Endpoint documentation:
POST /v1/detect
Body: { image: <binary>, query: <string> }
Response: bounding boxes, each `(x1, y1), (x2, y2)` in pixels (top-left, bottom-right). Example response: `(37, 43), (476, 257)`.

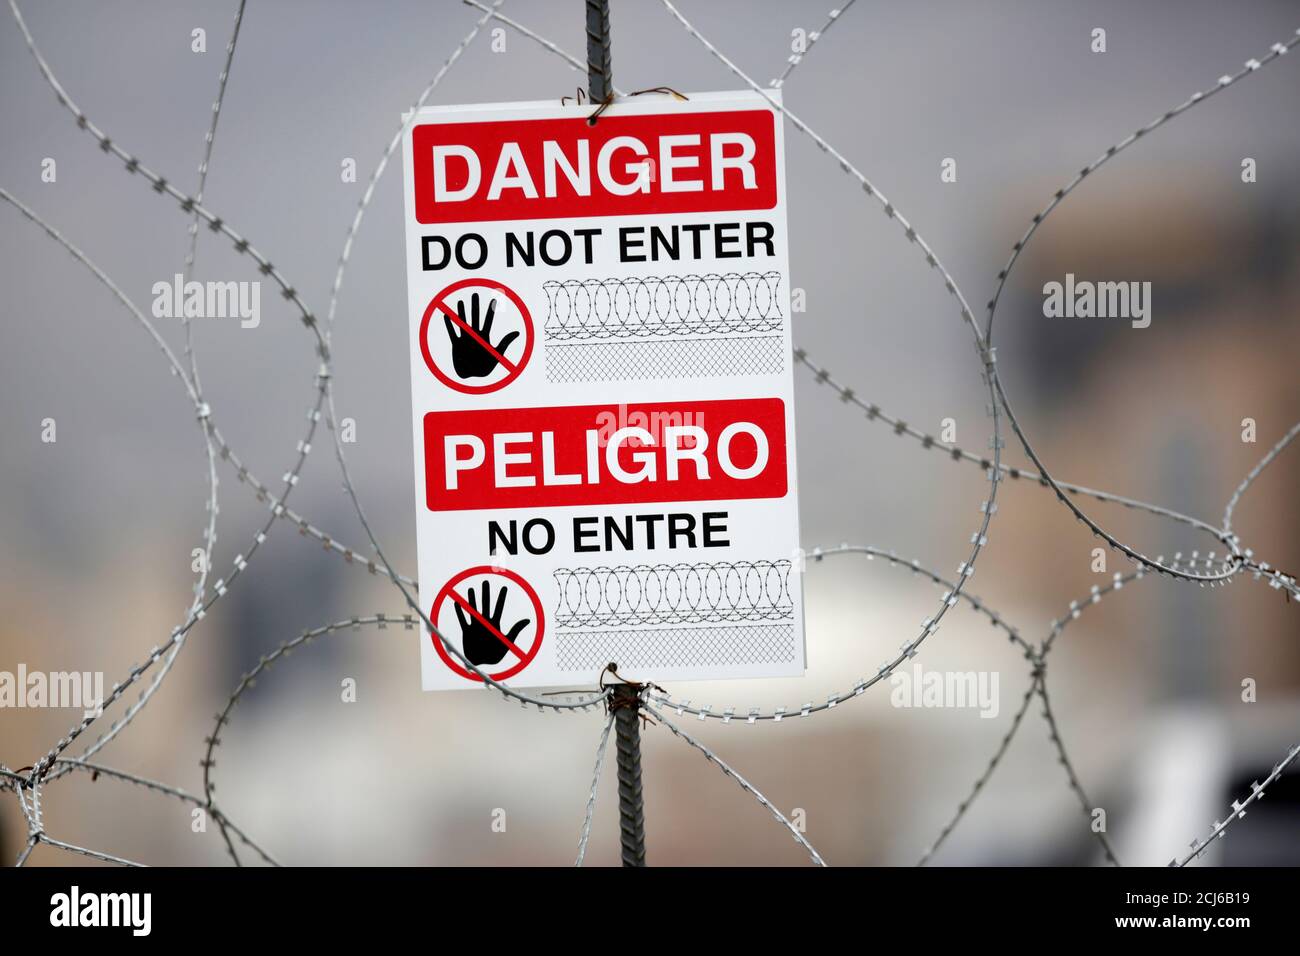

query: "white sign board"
(401, 91), (804, 690)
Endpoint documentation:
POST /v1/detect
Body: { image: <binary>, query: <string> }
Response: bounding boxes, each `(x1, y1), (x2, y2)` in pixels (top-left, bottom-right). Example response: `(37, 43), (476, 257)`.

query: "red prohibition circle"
(430, 565), (545, 683)
(419, 277), (534, 395)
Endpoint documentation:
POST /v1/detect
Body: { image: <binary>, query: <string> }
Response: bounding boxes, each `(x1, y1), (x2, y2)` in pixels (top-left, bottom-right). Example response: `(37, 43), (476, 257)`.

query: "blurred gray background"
(2, 0), (1298, 865)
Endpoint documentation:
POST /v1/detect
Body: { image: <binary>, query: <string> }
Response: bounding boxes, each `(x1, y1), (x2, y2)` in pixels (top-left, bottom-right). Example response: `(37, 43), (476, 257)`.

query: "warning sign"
(402, 91), (804, 690)
(418, 277), (534, 393)
(430, 566), (544, 682)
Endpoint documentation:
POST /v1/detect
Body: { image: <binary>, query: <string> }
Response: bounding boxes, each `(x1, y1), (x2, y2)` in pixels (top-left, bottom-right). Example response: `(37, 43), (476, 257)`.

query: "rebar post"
(585, 0), (612, 103)
(611, 681), (646, 866)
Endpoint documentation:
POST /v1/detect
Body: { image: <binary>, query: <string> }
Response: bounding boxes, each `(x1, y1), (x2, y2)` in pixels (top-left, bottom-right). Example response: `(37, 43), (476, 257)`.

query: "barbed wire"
(15, 776), (40, 841)
(663, 0), (1300, 591)
(7, 0), (336, 786)
(0, 186), (226, 784)
(326, 0), (507, 338)
(70, 0), (247, 783)
(647, 704), (827, 866)
(1224, 421), (1300, 536)
(2, 0), (1296, 869)
(7, 0), (612, 722)
(39, 835), (146, 868)
(2, 0), (606, 866)
(1035, 671), (1122, 866)
(793, 349), (1244, 553)
(49, 758), (281, 866)
(575, 711), (617, 866)
(0, 184), (311, 860)
(973, 27), (1300, 586)
(463, 0), (627, 97)
(199, 613), (439, 865)
(182, 0), (246, 395)
(916, 681), (1036, 866)
(483, 0), (1256, 572)
(657, 0), (1008, 688)
(1174, 741), (1300, 867)
(14, 836), (38, 868)
(772, 0), (857, 89)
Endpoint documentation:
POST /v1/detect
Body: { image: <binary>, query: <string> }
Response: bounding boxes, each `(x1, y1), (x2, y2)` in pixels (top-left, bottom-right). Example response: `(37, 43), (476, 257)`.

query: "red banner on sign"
(410, 110), (778, 224)
(424, 398), (788, 511)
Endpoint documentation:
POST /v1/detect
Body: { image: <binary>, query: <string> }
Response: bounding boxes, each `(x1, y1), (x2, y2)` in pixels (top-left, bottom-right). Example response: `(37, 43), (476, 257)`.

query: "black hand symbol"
(443, 293), (520, 379)
(454, 580), (531, 667)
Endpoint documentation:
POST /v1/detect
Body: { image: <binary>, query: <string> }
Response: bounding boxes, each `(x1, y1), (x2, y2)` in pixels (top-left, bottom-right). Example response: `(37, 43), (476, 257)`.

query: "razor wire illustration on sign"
(542, 271), (787, 380)
(554, 561), (795, 628)
(543, 272), (785, 339)
(0, 0), (1297, 870)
